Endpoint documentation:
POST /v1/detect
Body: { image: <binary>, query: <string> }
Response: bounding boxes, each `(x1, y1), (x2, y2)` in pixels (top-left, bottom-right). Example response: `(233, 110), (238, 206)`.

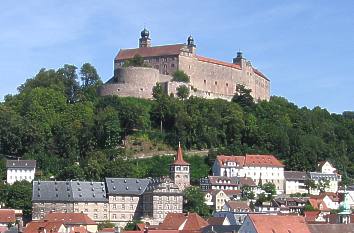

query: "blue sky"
(0, 0), (353, 113)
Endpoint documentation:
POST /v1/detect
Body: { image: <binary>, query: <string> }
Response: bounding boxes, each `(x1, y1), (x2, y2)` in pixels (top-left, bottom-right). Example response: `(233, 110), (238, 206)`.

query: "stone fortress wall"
(99, 29), (270, 101)
(99, 67), (172, 99)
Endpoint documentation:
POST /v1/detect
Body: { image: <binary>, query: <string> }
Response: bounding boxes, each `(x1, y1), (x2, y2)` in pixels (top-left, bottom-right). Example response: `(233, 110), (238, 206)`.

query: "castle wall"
(178, 55), (270, 101)
(99, 67), (170, 99)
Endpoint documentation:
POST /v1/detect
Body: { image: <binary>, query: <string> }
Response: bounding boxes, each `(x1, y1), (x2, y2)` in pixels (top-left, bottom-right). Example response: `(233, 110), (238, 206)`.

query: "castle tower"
(139, 28), (151, 48)
(169, 143), (190, 190)
(187, 35), (196, 54)
(233, 51), (246, 67)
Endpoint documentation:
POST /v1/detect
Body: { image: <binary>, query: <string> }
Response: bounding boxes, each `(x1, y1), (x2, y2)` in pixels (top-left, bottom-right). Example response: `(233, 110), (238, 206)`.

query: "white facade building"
(6, 160), (36, 184)
(212, 155), (285, 193)
(284, 171), (308, 195)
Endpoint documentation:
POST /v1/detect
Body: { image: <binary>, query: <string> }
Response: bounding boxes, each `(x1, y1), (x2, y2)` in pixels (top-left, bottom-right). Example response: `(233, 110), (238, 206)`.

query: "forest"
(0, 63), (354, 185)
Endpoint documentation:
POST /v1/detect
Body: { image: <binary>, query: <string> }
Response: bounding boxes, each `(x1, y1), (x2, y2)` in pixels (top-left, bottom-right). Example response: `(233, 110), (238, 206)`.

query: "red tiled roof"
(24, 220), (65, 233)
(226, 201), (251, 212)
(99, 228), (115, 233)
(0, 209), (16, 223)
(249, 215), (311, 233)
(207, 217), (225, 225)
(239, 177), (257, 187)
(308, 198), (330, 211)
(216, 155), (245, 167)
(223, 190), (242, 196)
(159, 213), (187, 230)
(44, 213), (96, 225)
(253, 68), (269, 81)
(183, 213), (209, 231)
(195, 55), (241, 70)
(172, 143), (189, 166)
(115, 44), (184, 60)
(136, 223), (146, 231)
(216, 154), (284, 167)
(70, 226), (88, 233)
(308, 224), (354, 233)
(244, 154), (284, 167)
(304, 211), (321, 223)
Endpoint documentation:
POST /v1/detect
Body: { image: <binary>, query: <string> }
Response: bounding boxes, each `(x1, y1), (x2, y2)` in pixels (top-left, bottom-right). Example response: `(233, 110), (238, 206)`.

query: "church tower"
(169, 143), (190, 190)
(139, 28), (151, 48)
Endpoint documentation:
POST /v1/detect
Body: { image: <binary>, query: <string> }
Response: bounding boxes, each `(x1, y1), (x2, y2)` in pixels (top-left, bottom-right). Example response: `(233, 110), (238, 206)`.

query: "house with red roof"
(24, 213), (98, 233)
(212, 154), (285, 193)
(239, 214), (311, 233)
(0, 209), (16, 227)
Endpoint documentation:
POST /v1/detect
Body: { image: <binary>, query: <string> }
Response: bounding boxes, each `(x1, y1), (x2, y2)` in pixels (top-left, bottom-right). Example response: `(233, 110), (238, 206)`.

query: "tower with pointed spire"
(139, 28), (151, 48)
(169, 143), (190, 190)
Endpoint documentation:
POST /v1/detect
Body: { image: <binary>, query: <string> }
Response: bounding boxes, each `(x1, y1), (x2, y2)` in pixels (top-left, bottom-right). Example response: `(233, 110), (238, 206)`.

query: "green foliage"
(176, 85), (190, 100)
(98, 221), (115, 231)
(1, 63), (354, 185)
(183, 186), (212, 217)
(232, 84), (254, 109)
(124, 220), (143, 230)
(241, 185), (255, 200)
(123, 55), (148, 67)
(185, 155), (210, 184)
(172, 70), (190, 83)
(5, 181), (32, 218)
(304, 203), (316, 211)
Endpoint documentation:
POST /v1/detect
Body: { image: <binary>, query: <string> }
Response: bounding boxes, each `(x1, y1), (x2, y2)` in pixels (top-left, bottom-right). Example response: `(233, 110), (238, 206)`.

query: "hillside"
(0, 63), (353, 184)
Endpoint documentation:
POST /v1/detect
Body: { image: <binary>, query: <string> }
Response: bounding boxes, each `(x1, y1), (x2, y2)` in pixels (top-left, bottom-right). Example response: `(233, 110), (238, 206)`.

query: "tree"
(98, 221), (115, 231)
(183, 186), (211, 217)
(232, 84), (254, 109)
(260, 182), (276, 201)
(241, 185), (255, 200)
(176, 85), (190, 100)
(317, 178), (330, 193)
(305, 179), (316, 194)
(57, 163), (85, 180)
(123, 54), (147, 67)
(172, 70), (190, 83)
(124, 220), (143, 230)
(5, 181), (32, 218)
(80, 63), (101, 88)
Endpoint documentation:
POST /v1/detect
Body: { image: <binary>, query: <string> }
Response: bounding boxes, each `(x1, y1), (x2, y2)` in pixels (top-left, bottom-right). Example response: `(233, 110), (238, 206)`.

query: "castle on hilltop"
(99, 28), (270, 101)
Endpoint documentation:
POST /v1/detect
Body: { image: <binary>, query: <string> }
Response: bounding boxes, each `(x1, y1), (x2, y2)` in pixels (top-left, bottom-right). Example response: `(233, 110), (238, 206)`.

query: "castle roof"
(115, 44), (185, 60)
(196, 55), (241, 70)
(172, 143), (189, 166)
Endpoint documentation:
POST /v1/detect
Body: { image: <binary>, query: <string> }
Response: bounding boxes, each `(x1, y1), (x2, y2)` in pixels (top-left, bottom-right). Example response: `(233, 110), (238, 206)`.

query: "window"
(215, 81), (217, 85)
(113, 214), (116, 219)
(171, 63), (175, 68)
(130, 205), (133, 210)
(113, 204), (117, 209)
(204, 80), (206, 84)
(122, 214), (125, 219)
(122, 204), (125, 210)
(226, 83), (229, 87)
(94, 214), (98, 219)
(84, 209), (88, 212)
(104, 214), (107, 219)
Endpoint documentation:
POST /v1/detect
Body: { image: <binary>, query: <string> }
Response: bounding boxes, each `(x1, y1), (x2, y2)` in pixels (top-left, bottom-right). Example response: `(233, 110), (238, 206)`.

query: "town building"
(24, 212), (98, 233)
(273, 197), (308, 214)
(204, 189), (242, 211)
(32, 145), (187, 227)
(284, 171), (308, 194)
(6, 159), (36, 184)
(32, 181), (109, 221)
(284, 161), (340, 195)
(142, 177), (183, 225)
(99, 28), (270, 102)
(212, 154), (285, 193)
(200, 176), (256, 191)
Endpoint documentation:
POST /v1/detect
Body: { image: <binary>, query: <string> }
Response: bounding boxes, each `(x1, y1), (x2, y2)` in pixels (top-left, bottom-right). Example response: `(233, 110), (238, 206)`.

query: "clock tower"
(169, 143), (190, 190)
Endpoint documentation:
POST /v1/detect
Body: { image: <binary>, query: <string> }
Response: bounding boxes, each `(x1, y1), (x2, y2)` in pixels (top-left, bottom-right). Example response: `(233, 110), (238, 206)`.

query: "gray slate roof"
(284, 171), (308, 181)
(6, 160), (36, 168)
(32, 181), (107, 202)
(105, 178), (150, 195)
(309, 172), (338, 180)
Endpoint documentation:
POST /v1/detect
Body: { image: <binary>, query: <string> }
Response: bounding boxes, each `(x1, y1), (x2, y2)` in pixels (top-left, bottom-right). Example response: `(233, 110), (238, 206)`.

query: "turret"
(187, 35), (196, 54)
(139, 28), (151, 48)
